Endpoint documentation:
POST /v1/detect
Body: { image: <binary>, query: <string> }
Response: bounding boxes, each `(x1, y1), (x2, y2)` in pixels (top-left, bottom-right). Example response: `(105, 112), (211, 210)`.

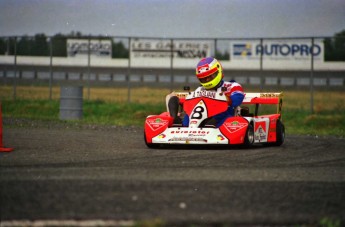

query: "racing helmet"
(196, 57), (223, 89)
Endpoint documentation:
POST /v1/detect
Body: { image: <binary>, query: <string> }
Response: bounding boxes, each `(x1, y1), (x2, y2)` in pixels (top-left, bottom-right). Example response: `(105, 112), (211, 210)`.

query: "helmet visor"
(199, 70), (218, 84)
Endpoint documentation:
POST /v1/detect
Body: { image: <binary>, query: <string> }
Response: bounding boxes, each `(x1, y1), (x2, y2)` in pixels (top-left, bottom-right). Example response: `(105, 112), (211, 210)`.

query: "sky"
(0, 0), (344, 39)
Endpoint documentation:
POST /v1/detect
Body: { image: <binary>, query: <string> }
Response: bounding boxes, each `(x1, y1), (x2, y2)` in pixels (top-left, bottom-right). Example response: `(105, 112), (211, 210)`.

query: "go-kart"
(144, 87), (285, 148)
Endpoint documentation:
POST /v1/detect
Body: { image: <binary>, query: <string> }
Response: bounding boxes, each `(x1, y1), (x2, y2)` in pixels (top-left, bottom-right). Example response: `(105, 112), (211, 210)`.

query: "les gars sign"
(131, 39), (211, 59)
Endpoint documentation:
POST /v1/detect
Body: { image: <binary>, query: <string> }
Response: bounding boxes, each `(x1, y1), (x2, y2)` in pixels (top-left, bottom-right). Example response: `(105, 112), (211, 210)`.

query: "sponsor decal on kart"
(217, 135), (225, 141)
(190, 120), (198, 125)
(170, 130), (210, 135)
(260, 93), (281, 98)
(254, 121), (267, 142)
(174, 92), (189, 99)
(169, 137), (208, 143)
(223, 121), (247, 133)
(158, 134), (166, 139)
(154, 128), (228, 144)
(146, 118), (169, 132)
(192, 90), (217, 99)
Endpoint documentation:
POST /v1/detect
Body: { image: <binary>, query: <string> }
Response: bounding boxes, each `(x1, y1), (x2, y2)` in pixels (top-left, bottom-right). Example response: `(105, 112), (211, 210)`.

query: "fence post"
(170, 39), (174, 92)
(49, 37), (53, 100)
(87, 36), (91, 100)
(12, 37), (17, 100)
(260, 38), (264, 91)
(127, 37), (131, 103)
(310, 37), (314, 114)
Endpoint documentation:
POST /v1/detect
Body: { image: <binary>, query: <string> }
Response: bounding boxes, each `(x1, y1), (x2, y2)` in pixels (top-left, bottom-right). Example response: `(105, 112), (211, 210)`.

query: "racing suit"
(182, 80), (244, 127)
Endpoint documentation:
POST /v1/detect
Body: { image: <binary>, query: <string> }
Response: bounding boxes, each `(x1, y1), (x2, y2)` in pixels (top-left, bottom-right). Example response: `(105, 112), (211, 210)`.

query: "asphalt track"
(1, 122), (345, 226)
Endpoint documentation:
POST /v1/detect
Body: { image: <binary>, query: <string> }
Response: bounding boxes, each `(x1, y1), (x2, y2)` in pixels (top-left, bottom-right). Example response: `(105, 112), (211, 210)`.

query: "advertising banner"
(229, 39), (324, 69)
(67, 39), (112, 58)
(130, 39), (211, 67)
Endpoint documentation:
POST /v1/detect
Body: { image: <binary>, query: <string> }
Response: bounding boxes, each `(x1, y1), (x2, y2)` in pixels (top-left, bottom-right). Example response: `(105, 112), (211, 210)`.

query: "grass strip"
(1, 86), (344, 136)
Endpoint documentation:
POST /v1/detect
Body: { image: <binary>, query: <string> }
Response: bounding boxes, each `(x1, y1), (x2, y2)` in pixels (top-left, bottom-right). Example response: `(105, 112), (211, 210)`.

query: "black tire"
(274, 120), (285, 146)
(144, 131), (159, 148)
(243, 124), (254, 147)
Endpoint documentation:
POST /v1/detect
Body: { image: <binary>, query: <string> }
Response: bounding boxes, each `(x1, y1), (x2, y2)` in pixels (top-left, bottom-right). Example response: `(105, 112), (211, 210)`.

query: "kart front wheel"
(243, 124), (254, 147)
(144, 132), (159, 148)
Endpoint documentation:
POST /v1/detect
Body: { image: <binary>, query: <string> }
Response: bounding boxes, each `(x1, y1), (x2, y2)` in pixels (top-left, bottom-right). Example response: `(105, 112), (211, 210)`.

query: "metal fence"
(0, 35), (344, 113)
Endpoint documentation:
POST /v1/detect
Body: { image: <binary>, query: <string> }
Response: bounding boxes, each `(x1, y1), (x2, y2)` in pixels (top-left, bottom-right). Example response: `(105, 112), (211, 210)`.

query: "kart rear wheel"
(243, 124), (254, 147)
(274, 120), (285, 146)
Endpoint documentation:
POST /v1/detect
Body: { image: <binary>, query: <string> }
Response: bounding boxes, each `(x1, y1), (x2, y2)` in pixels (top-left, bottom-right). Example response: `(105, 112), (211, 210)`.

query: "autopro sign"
(230, 39), (324, 69)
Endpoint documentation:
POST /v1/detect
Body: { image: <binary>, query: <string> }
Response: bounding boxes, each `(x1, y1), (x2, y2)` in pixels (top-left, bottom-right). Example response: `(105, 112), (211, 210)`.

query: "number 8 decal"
(191, 106), (204, 119)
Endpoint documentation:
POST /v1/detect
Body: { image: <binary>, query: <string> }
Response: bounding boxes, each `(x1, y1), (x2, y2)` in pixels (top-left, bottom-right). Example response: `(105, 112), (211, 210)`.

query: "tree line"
(0, 30), (344, 61)
(0, 32), (128, 58)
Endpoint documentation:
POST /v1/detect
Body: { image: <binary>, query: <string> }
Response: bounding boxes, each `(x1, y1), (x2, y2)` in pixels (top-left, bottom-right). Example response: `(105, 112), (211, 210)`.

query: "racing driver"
(168, 57), (245, 128)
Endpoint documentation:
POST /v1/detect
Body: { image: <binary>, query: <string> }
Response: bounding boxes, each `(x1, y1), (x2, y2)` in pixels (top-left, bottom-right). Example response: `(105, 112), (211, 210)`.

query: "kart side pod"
(144, 113), (173, 144)
(219, 117), (251, 144)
